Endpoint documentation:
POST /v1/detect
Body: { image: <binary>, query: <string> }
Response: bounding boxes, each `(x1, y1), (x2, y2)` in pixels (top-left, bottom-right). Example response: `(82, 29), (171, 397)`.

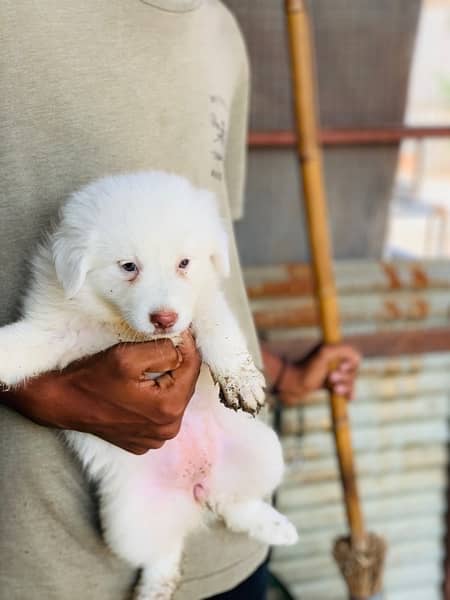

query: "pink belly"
(149, 408), (223, 501)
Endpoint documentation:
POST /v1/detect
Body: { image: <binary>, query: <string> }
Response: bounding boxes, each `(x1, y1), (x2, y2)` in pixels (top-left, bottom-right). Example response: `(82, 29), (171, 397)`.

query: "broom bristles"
(333, 532), (387, 598)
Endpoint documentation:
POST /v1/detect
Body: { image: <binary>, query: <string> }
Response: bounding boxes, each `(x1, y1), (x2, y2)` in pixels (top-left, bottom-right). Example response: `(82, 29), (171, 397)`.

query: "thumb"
(173, 331), (202, 380)
(115, 339), (182, 379)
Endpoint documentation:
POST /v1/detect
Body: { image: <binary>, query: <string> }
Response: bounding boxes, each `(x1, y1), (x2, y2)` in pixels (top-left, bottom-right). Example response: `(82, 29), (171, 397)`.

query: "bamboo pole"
(285, 0), (366, 547)
(284, 2), (386, 597)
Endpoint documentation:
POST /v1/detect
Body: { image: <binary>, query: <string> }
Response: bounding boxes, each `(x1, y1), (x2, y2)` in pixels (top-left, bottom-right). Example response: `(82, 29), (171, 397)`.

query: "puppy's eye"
(178, 258), (190, 269)
(119, 261), (138, 273)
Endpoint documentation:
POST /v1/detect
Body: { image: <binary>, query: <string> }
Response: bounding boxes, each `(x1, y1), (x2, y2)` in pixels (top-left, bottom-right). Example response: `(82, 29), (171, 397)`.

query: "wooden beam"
(248, 127), (450, 148)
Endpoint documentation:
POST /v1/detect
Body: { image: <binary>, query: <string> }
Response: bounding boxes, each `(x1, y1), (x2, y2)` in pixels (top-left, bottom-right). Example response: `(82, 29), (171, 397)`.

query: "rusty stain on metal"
(379, 298), (429, 321)
(378, 299), (430, 322)
(362, 362), (421, 378)
(247, 281), (300, 299)
(286, 263), (312, 282)
(247, 263), (314, 299)
(373, 358), (423, 377)
(253, 305), (319, 329)
(411, 264), (429, 289)
(246, 261), (450, 299)
(382, 300), (403, 320)
(253, 296), (431, 330)
(381, 262), (402, 289)
(409, 299), (430, 320)
(247, 279), (310, 298)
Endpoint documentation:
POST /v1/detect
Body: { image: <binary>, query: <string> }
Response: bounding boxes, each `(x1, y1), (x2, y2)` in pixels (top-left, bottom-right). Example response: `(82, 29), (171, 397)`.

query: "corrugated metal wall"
(245, 260), (450, 339)
(244, 261), (450, 600)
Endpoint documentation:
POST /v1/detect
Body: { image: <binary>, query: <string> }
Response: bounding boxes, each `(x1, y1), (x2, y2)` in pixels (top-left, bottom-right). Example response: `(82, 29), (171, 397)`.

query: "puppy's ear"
(211, 225), (230, 278)
(195, 188), (230, 277)
(52, 226), (90, 299)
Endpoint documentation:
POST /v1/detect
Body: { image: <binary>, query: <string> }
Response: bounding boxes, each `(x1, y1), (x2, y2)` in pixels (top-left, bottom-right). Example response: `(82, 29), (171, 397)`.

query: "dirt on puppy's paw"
(213, 358), (266, 416)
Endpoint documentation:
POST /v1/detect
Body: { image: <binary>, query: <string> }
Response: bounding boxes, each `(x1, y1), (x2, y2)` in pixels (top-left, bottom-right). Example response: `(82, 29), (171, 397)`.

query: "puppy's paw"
(212, 356), (266, 415)
(223, 501), (299, 547)
(252, 512), (299, 546)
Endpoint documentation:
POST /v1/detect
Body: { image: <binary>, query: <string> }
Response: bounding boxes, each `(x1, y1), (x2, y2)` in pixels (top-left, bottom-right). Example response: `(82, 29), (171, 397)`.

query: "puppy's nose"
(150, 311), (178, 330)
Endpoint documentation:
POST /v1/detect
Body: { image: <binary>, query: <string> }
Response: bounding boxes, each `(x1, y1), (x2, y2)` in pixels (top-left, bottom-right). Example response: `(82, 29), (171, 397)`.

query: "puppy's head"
(52, 172), (230, 336)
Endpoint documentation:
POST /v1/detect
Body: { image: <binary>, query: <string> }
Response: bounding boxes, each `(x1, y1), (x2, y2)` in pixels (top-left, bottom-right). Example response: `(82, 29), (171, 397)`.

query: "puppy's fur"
(0, 172), (297, 600)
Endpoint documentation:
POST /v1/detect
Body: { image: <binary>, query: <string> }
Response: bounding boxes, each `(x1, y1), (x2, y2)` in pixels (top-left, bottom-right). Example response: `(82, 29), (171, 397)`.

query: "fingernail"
(330, 372), (343, 382)
(336, 385), (348, 395)
(175, 348), (183, 366)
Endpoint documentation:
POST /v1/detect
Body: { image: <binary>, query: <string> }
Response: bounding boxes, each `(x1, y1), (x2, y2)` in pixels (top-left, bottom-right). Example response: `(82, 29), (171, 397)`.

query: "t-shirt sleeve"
(225, 49), (250, 222)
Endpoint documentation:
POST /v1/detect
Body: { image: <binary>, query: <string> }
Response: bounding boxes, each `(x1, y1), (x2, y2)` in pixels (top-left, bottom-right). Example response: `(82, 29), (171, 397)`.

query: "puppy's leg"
(100, 475), (201, 600)
(218, 499), (298, 547)
(0, 321), (73, 386)
(135, 544), (183, 600)
(104, 501), (187, 600)
(193, 290), (265, 415)
(208, 414), (298, 547)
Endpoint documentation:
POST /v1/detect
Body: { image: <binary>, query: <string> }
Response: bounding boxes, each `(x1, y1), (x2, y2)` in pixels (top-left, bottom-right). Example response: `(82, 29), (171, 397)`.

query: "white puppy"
(0, 172), (298, 600)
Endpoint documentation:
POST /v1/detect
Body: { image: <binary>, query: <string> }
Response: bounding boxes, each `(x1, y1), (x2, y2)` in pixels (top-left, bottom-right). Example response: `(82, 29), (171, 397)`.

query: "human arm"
(1, 331), (201, 454)
(262, 343), (361, 406)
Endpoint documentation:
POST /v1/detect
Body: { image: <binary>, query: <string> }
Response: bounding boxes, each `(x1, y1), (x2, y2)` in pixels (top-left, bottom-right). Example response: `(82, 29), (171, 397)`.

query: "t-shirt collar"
(139, 0), (203, 12)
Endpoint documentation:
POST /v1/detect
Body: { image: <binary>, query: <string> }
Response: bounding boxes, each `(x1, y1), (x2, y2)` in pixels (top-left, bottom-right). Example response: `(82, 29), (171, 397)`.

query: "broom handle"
(285, 0), (366, 546)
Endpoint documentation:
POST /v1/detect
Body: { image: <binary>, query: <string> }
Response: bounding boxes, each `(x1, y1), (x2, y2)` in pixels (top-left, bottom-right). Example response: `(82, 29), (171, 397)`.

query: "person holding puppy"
(0, 1), (359, 598)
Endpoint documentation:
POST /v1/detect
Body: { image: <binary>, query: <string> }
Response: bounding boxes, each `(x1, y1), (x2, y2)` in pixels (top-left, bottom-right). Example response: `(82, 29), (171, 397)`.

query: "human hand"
(263, 343), (361, 406)
(1, 331), (201, 454)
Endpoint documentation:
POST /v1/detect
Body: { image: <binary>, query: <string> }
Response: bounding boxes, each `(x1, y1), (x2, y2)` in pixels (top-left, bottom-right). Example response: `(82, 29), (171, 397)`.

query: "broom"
(284, 1), (387, 598)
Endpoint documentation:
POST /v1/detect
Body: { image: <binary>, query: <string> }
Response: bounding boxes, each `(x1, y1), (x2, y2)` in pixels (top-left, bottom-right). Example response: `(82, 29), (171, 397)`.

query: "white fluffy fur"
(0, 172), (298, 599)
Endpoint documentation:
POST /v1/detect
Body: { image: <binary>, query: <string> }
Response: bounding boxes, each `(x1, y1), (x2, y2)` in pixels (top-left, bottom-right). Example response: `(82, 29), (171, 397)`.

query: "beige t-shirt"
(0, 1), (266, 598)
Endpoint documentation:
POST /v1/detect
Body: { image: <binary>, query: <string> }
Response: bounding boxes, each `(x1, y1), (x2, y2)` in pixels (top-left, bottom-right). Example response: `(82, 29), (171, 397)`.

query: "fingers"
(172, 330), (202, 385)
(328, 365), (359, 401)
(140, 332), (200, 426)
(329, 361), (359, 382)
(112, 439), (165, 454)
(176, 331), (202, 368)
(111, 339), (182, 378)
(103, 331), (200, 447)
(328, 372), (356, 400)
(324, 345), (361, 401)
(111, 330), (199, 382)
(138, 330), (201, 394)
(322, 344), (361, 368)
(99, 418), (183, 454)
